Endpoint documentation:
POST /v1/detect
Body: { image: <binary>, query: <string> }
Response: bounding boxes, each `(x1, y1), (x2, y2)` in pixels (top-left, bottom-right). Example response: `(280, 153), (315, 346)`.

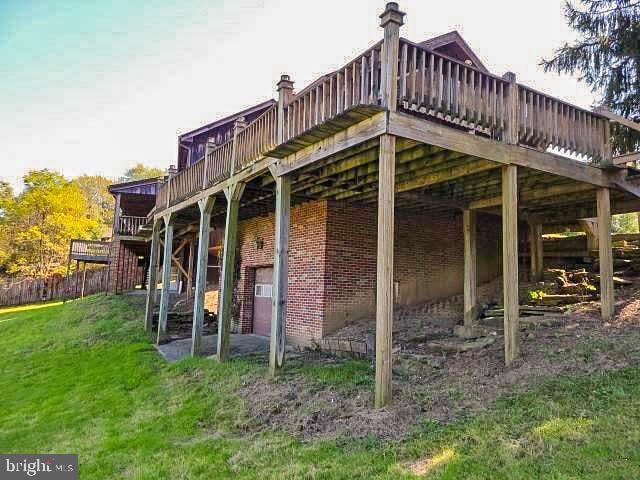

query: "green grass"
(1, 295), (639, 479)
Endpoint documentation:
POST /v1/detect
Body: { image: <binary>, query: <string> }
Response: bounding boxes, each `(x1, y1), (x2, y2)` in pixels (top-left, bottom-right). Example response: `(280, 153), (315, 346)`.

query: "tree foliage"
(0, 163), (164, 278)
(121, 163), (165, 182)
(74, 175), (114, 236)
(0, 170), (100, 277)
(542, 0), (640, 153)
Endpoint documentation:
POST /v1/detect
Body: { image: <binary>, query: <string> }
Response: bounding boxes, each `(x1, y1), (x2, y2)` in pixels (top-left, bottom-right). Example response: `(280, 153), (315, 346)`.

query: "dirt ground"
(239, 280), (640, 442)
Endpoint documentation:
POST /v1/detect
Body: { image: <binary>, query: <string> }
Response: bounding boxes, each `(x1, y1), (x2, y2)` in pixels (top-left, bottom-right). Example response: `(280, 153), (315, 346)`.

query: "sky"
(0, 0), (596, 191)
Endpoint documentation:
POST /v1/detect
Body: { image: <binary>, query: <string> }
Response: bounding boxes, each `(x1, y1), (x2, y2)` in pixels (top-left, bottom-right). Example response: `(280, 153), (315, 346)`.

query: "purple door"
(252, 267), (273, 336)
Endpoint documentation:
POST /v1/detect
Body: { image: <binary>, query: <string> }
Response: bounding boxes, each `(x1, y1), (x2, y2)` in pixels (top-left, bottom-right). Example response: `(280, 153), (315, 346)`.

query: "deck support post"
(502, 165), (520, 365)
(269, 173), (291, 376)
(156, 213), (174, 344)
(597, 188), (615, 321)
(191, 196), (215, 357)
(379, 2), (404, 111)
(186, 235), (195, 296)
(529, 222), (544, 282)
(375, 134), (396, 408)
(463, 209), (478, 326)
(579, 219), (599, 251)
(217, 182), (245, 361)
(144, 220), (161, 331)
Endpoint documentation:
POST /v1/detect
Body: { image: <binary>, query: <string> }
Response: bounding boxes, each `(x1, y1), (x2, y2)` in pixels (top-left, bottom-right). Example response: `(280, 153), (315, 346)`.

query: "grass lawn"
(1, 295), (639, 479)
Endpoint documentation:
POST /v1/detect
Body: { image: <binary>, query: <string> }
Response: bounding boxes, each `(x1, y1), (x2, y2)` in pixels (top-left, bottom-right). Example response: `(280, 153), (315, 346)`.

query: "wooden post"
(601, 119), (613, 168)
(579, 219), (600, 251)
(112, 193), (121, 236)
(202, 141), (212, 189)
(144, 220), (161, 332)
(375, 134), (396, 408)
(191, 196), (215, 357)
(63, 241), (73, 303)
(217, 182), (245, 361)
(463, 209), (478, 326)
(80, 262), (87, 298)
(186, 236), (195, 297)
(277, 75), (294, 143)
(269, 174), (291, 376)
(597, 188), (615, 321)
(529, 221), (543, 282)
(502, 165), (520, 365)
(156, 213), (174, 344)
(379, 2), (404, 111)
(230, 117), (248, 176)
(503, 72), (518, 145)
(74, 260), (80, 300)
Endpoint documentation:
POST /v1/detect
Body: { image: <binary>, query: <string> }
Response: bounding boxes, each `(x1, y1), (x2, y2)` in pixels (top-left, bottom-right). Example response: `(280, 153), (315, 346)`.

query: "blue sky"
(0, 0), (595, 190)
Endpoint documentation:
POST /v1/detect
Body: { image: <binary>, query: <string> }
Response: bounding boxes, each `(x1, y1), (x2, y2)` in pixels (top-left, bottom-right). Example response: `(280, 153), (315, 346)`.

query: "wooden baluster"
(361, 56), (368, 105)
(569, 107), (576, 153)
(321, 81), (327, 122)
(343, 68), (349, 111)
(480, 74), (487, 127)
(461, 67), (467, 121)
(336, 72), (343, 114)
(563, 105), (570, 152)
(490, 77), (496, 128)
(410, 45), (417, 105)
(587, 114), (595, 161)
(528, 91), (535, 142)
(551, 100), (557, 146)
(400, 42), (408, 100)
(428, 52), (435, 110)
(445, 60), (451, 114)
(471, 70), (478, 125)
(436, 56), (444, 112)
(419, 50), (426, 107)
(499, 81), (505, 132)
(303, 94), (309, 131)
(369, 49), (376, 104)
(352, 60), (358, 107)
(584, 113), (590, 158)
(453, 63), (459, 119)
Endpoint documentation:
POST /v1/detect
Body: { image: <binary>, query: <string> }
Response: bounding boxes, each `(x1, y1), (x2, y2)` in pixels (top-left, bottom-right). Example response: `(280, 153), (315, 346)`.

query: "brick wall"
(235, 200), (328, 344)
(107, 238), (143, 294)
(234, 199), (501, 344)
(322, 203), (501, 336)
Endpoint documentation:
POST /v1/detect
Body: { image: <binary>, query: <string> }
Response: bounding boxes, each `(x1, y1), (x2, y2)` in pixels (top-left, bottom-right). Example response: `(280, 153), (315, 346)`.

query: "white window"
(255, 284), (273, 298)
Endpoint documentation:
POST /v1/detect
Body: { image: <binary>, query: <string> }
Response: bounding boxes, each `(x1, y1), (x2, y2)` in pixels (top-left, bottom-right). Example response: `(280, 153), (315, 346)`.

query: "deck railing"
(206, 140), (234, 187)
(70, 239), (111, 261)
(234, 105), (278, 172)
(398, 39), (510, 139)
(154, 36), (612, 213)
(397, 38), (608, 162)
(171, 158), (206, 204)
(516, 86), (607, 162)
(282, 40), (383, 142)
(117, 216), (146, 236)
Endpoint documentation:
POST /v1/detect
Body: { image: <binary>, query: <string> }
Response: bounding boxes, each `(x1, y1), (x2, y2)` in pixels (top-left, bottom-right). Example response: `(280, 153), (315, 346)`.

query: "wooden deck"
(68, 239), (110, 264)
(142, 2), (640, 408)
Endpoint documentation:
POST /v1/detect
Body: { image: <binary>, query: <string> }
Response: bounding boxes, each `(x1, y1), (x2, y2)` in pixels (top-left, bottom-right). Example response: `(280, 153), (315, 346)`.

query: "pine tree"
(542, 0), (640, 153)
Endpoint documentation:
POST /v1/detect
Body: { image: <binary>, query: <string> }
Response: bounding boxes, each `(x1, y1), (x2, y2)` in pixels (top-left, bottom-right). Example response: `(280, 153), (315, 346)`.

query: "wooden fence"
(0, 266), (110, 307)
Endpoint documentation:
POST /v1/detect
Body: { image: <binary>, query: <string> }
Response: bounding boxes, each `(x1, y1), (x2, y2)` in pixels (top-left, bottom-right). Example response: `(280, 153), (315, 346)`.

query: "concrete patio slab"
(155, 334), (269, 362)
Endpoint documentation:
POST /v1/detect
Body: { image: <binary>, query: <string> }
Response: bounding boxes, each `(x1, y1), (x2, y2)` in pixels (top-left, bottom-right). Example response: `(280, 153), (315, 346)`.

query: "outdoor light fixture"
(253, 236), (264, 250)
